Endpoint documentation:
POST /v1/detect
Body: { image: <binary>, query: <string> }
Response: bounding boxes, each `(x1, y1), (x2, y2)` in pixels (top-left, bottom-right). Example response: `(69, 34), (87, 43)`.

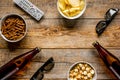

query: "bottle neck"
(14, 47), (41, 67)
(93, 42), (108, 57)
(93, 42), (117, 65)
(15, 47), (40, 60)
(23, 47), (40, 59)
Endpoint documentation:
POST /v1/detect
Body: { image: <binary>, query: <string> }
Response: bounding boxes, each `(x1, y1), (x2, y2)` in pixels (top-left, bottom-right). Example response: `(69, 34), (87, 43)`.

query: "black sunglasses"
(96, 8), (119, 35)
(30, 57), (55, 80)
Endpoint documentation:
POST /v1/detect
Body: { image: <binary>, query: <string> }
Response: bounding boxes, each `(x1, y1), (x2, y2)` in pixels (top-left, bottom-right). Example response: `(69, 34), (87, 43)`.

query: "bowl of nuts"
(0, 14), (27, 42)
(57, 0), (86, 19)
(68, 61), (97, 80)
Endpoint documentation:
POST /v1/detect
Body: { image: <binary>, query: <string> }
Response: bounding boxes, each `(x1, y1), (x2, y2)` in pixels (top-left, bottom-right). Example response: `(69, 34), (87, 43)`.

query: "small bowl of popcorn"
(57, 0), (86, 19)
(67, 61), (97, 80)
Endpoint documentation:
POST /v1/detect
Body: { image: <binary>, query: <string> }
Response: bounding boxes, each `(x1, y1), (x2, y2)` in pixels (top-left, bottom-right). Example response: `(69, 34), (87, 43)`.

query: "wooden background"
(0, 0), (120, 80)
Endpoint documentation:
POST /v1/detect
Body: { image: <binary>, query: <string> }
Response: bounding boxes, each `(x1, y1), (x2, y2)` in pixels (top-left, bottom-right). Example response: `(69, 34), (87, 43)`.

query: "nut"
(69, 63), (95, 80)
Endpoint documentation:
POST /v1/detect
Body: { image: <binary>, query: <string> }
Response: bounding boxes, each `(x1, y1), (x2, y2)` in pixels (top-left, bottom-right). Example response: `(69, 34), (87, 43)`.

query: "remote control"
(13, 0), (44, 21)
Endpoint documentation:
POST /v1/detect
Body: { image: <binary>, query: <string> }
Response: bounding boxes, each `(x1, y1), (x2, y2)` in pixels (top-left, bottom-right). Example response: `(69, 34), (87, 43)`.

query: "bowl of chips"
(57, 0), (86, 19)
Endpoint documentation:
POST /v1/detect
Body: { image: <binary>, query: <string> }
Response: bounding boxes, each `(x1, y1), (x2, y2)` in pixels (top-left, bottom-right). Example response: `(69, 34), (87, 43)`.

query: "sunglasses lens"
(30, 58), (55, 80)
(96, 21), (107, 35)
(35, 72), (44, 80)
(30, 72), (44, 80)
(44, 62), (54, 71)
(40, 57), (54, 71)
(105, 8), (119, 21)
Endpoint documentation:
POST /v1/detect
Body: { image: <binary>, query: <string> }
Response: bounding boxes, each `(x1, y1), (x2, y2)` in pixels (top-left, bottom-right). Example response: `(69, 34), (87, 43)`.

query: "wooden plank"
(0, 19), (120, 48)
(0, 0), (120, 80)
(9, 62), (117, 80)
(0, 49), (119, 80)
(0, 0), (120, 18)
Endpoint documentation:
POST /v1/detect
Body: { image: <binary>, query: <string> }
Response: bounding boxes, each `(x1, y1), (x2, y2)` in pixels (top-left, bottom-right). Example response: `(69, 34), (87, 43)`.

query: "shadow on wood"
(62, 18), (78, 29)
(7, 42), (21, 51)
(6, 37), (26, 51)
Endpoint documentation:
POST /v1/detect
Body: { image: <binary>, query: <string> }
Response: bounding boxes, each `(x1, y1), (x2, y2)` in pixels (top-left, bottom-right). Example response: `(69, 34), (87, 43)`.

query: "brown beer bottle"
(93, 41), (120, 79)
(0, 47), (40, 80)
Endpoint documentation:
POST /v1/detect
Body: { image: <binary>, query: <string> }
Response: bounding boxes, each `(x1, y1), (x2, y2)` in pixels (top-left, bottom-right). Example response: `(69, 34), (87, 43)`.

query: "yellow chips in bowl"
(58, 0), (85, 17)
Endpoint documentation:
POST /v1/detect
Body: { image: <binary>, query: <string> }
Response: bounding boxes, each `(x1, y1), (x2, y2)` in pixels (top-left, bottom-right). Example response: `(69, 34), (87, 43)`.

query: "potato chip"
(79, 1), (85, 10)
(69, 7), (80, 13)
(58, 0), (66, 10)
(65, 0), (69, 5)
(70, 11), (80, 17)
(63, 9), (70, 16)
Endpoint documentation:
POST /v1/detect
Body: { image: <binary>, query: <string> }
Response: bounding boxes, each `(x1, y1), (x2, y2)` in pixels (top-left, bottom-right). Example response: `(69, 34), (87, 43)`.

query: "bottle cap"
(92, 41), (99, 46)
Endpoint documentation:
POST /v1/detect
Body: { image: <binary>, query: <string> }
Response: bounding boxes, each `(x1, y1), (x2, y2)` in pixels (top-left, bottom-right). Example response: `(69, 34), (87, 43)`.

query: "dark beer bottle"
(93, 41), (120, 79)
(0, 47), (40, 80)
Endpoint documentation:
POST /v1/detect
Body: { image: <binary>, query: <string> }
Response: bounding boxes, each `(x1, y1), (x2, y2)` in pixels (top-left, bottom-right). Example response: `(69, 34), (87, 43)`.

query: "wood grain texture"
(0, 49), (119, 80)
(0, 0), (120, 48)
(0, 19), (120, 48)
(0, 0), (120, 80)
(0, 0), (120, 18)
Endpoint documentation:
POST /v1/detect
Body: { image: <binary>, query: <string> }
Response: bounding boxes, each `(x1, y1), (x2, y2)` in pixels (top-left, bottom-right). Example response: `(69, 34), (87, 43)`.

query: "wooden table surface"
(0, 0), (120, 80)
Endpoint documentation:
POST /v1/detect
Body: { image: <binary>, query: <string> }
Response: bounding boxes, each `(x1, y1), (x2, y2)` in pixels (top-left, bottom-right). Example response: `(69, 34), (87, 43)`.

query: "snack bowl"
(0, 14), (27, 42)
(57, 0), (86, 19)
(67, 61), (97, 80)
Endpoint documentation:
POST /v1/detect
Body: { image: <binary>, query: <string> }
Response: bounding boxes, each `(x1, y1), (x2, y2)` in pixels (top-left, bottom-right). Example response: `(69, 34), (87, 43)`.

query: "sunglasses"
(30, 57), (55, 80)
(96, 8), (119, 35)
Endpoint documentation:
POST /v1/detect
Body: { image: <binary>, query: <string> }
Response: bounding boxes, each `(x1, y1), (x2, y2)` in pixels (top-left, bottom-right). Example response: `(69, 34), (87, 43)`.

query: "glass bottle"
(0, 47), (40, 80)
(93, 41), (120, 79)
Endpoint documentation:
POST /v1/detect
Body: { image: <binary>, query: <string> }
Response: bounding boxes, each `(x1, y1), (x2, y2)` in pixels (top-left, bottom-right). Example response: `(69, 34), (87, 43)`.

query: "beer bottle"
(93, 41), (120, 79)
(0, 47), (40, 80)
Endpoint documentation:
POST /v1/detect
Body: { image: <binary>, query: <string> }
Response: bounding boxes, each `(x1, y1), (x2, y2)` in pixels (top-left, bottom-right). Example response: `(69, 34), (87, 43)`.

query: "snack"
(58, 0), (85, 17)
(69, 63), (95, 80)
(1, 15), (26, 41)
